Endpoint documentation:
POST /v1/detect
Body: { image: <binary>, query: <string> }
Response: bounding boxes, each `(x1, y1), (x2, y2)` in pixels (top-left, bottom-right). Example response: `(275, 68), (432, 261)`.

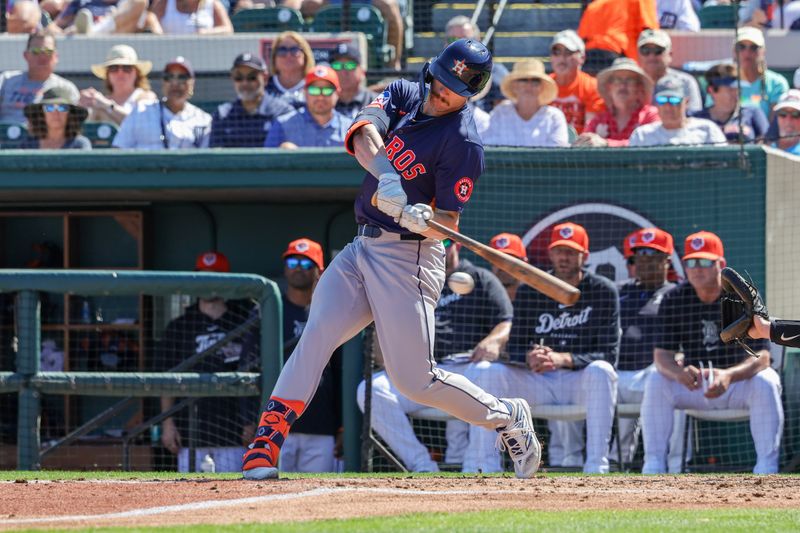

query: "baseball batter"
(242, 39), (541, 480)
(641, 231), (783, 474)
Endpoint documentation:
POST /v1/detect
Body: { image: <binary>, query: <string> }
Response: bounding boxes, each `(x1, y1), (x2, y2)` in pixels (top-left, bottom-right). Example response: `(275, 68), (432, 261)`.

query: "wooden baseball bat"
(370, 194), (580, 305)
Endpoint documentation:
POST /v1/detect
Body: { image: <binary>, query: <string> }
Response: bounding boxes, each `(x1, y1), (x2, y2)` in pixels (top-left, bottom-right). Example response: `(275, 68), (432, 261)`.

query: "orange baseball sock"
(242, 397), (305, 471)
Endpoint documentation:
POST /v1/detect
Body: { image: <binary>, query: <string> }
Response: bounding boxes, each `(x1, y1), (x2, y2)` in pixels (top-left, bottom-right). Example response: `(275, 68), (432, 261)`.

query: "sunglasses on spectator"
(550, 47), (577, 57)
(163, 73), (191, 82)
(331, 60), (358, 71)
(285, 257), (315, 270)
(276, 46), (303, 57)
(609, 76), (640, 86)
(307, 85), (336, 96)
(639, 46), (665, 56)
(655, 95), (684, 106)
(684, 258), (715, 268)
(633, 248), (662, 256)
(777, 110), (800, 119)
(28, 47), (55, 56)
(232, 73), (259, 83)
(443, 238), (453, 248)
(43, 104), (69, 113)
(736, 43), (760, 52)
(108, 65), (135, 74)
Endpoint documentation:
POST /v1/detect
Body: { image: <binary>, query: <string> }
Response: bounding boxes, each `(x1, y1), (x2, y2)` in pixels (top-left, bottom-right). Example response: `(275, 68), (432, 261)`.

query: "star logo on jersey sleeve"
(452, 59), (467, 76)
(454, 177), (474, 202)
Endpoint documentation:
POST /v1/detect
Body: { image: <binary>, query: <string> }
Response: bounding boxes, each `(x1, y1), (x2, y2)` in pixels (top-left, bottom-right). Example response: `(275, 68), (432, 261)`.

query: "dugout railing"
(0, 270), (282, 471)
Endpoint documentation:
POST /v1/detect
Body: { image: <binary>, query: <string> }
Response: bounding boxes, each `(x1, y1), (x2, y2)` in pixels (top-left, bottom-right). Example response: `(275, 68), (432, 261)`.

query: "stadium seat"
(699, 4), (737, 29)
(83, 122), (118, 148)
(231, 7), (305, 33)
(310, 4), (394, 69)
(0, 122), (29, 149)
(681, 408), (750, 472)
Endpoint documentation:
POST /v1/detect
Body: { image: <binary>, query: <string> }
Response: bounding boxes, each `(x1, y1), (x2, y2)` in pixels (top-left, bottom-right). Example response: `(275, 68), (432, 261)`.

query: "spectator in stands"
(464, 222), (620, 474)
(330, 43), (377, 119)
(629, 76), (727, 146)
(0, 31), (79, 125)
(38, 0), (66, 20)
(578, 0), (659, 74)
(357, 237), (514, 472)
(482, 59), (569, 147)
(772, 90), (800, 155)
(782, 0), (800, 29)
(691, 63), (768, 144)
(150, 0), (232, 35)
(735, 27), (789, 118)
(270, 238), (341, 472)
(549, 29), (604, 135)
(636, 29), (702, 113)
(49, 0), (158, 34)
(444, 16), (508, 112)
(641, 231), (782, 475)
(79, 45), (157, 126)
(113, 57), (211, 149)
(266, 31), (315, 109)
(210, 52), (293, 148)
(657, 0), (700, 31)
(159, 251), (259, 473)
(264, 65), (348, 148)
(614, 227), (680, 469)
(295, 0), (404, 70)
(574, 58), (658, 147)
(489, 233), (528, 302)
(6, 0), (42, 34)
(21, 86), (91, 149)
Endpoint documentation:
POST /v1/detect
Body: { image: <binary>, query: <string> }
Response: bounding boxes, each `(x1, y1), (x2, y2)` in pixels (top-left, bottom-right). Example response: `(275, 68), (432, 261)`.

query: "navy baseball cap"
(165, 56), (195, 78)
(331, 42), (362, 63)
(232, 52), (266, 72)
(654, 76), (685, 99)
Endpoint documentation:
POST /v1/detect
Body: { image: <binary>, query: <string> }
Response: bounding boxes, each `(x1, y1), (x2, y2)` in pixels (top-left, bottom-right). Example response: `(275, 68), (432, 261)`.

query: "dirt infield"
(1, 475), (798, 530)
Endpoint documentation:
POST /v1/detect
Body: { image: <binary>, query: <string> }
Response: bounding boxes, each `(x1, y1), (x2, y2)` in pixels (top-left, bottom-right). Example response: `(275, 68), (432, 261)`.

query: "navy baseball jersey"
(347, 79), (485, 234)
(616, 279), (675, 371)
(434, 259), (513, 360)
(656, 281), (769, 368)
(508, 270), (621, 368)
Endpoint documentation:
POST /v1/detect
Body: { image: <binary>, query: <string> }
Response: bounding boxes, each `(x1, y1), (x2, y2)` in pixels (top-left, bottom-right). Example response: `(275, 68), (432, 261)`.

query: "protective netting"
(361, 145), (800, 474)
(0, 274), (278, 472)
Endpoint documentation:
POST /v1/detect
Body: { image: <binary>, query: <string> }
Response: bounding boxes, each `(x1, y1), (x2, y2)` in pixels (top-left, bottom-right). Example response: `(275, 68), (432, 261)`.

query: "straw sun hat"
(500, 59), (557, 105)
(91, 44), (152, 79)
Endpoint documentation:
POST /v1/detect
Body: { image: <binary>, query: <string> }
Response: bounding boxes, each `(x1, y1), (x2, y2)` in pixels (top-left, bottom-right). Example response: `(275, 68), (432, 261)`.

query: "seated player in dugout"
(357, 236), (513, 472)
(640, 231), (783, 475)
(158, 251), (259, 473)
(463, 222), (621, 474)
(242, 38), (542, 481)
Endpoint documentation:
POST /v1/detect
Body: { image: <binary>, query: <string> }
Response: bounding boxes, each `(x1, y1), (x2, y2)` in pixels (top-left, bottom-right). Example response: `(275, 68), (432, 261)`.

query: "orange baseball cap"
(195, 251), (230, 273)
(683, 231), (724, 260)
(548, 222), (589, 253)
(490, 232), (527, 260)
(305, 65), (341, 92)
(631, 227), (674, 255)
(283, 238), (324, 270)
(623, 230), (638, 259)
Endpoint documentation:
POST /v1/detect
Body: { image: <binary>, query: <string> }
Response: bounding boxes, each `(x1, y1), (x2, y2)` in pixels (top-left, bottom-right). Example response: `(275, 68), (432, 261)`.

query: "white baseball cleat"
(242, 466), (278, 480)
(496, 398), (541, 479)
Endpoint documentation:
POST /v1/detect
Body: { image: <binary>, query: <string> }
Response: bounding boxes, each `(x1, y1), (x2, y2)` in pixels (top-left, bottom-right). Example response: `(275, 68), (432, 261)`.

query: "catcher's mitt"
(720, 266), (768, 357)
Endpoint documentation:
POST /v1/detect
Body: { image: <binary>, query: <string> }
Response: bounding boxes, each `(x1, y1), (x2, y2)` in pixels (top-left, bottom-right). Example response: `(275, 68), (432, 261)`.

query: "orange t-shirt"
(578, 0), (659, 60)
(550, 71), (605, 134)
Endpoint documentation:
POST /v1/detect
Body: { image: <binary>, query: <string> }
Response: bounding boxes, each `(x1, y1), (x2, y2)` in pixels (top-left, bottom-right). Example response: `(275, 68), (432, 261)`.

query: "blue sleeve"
(264, 118), (284, 148)
(433, 137), (484, 213)
(571, 282), (621, 369)
(209, 112), (223, 148)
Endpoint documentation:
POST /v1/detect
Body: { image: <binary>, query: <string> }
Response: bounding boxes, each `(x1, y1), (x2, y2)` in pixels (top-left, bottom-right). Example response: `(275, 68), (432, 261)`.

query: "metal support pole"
(16, 290), (41, 470)
(342, 331), (364, 471)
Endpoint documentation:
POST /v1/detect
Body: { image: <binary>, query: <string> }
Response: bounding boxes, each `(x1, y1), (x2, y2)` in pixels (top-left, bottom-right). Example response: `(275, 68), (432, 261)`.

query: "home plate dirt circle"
(1, 475), (798, 530)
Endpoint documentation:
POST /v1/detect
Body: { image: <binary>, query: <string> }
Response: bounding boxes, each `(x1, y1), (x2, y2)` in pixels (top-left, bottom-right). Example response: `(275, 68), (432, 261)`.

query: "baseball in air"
(448, 272), (475, 295)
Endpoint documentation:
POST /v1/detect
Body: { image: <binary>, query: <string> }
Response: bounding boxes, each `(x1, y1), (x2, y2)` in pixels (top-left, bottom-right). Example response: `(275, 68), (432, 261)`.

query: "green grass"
(13, 509), (800, 533)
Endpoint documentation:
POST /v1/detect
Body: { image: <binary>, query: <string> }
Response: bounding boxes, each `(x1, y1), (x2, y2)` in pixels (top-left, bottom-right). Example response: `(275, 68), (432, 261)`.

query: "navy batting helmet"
(426, 39), (492, 98)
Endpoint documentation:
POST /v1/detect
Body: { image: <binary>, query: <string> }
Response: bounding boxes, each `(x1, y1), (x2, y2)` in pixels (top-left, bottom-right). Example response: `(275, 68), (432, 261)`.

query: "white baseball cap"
(735, 26), (765, 48)
(774, 89), (800, 113)
(637, 29), (671, 51)
(551, 29), (585, 55)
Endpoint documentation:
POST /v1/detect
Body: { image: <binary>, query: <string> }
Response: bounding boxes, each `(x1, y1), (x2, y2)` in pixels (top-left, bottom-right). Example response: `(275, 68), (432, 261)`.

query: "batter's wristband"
(770, 319), (800, 348)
